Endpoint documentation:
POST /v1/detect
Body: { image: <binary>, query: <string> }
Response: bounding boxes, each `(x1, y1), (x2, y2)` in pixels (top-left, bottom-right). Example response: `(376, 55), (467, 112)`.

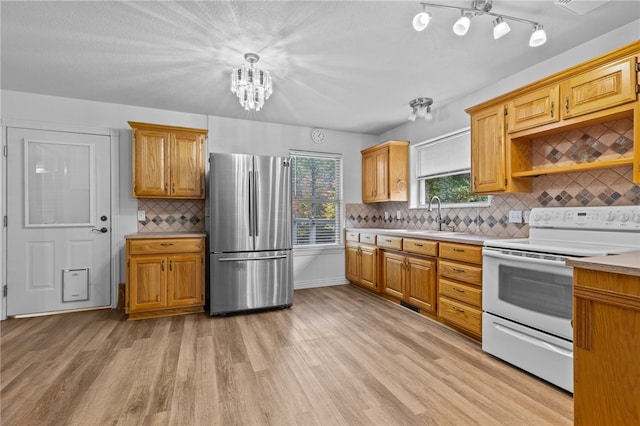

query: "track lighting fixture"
(412, 0), (547, 47)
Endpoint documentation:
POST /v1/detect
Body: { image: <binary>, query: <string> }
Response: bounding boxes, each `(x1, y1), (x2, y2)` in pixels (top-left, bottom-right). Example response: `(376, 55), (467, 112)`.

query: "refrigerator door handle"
(218, 254), (288, 262)
(248, 170), (254, 237)
(253, 170), (259, 237)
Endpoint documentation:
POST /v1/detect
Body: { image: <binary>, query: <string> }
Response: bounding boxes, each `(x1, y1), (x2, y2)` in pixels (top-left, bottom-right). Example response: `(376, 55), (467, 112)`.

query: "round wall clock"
(311, 128), (326, 144)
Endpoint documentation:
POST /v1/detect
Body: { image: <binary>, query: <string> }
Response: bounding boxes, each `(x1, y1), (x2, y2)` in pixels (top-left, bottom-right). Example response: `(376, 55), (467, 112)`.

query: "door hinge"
(504, 178), (508, 186)
(3, 285), (7, 298)
(636, 83), (640, 94)
(503, 107), (508, 116)
(3, 216), (6, 227)
(635, 62), (640, 72)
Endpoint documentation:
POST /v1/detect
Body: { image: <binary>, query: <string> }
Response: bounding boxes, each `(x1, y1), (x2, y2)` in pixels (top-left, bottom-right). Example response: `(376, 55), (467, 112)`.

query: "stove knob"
(633, 213), (640, 224)
(605, 212), (616, 222)
(617, 213), (629, 223)
(533, 215), (541, 222)
(543, 214), (550, 221)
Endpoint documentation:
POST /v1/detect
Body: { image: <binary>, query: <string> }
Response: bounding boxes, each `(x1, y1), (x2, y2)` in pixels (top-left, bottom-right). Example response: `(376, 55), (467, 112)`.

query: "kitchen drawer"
(403, 238), (438, 257)
(438, 259), (482, 285)
(439, 278), (481, 307)
(439, 296), (482, 336)
(360, 233), (377, 245)
(439, 243), (482, 265)
(346, 231), (360, 242)
(128, 238), (203, 255)
(376, 235), (402, 250)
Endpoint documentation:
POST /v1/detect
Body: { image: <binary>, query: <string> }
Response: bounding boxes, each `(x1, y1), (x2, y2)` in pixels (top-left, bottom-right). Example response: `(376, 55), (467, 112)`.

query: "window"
(290, 150), (343, 247)
(413, 128), (489, 207)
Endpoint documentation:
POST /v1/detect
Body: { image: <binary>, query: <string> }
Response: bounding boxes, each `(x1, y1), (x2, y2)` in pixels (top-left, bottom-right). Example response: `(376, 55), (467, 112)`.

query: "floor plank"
(1, 284), (573, 425)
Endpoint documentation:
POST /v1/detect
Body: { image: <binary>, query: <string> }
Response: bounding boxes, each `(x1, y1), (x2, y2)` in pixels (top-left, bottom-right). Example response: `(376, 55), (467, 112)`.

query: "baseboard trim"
(294, 277), (349, 290)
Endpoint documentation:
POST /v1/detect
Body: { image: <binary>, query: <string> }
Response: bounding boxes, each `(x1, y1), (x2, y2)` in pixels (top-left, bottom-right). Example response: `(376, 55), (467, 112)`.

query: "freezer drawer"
(210, 250), (293, 315)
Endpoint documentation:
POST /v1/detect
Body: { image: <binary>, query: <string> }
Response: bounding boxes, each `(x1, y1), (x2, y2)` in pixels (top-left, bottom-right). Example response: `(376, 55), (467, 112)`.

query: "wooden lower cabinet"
(381, 250), (437, 315)
(437, 242), (483, 340)
(126, 237), (205, 319)
(573, 268), (640, 425)
(345, 242), (378, 291)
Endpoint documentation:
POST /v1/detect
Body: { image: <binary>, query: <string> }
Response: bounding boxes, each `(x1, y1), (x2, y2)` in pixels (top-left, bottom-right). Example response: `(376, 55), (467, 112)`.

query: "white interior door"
(6, 127), (111, 316)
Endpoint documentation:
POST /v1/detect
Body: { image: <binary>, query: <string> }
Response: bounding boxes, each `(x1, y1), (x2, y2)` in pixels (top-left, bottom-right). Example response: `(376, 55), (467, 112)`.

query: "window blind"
(290, 150), (343, 246)
(416, 129), (470, 179)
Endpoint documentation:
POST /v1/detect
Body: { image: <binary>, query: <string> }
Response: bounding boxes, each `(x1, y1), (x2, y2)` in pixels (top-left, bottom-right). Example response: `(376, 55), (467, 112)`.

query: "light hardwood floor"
(1, 285), (573, 425)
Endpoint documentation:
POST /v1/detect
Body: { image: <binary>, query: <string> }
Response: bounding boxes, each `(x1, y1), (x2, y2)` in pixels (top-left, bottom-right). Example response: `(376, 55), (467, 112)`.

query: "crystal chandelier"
(230, 53), (273, 111)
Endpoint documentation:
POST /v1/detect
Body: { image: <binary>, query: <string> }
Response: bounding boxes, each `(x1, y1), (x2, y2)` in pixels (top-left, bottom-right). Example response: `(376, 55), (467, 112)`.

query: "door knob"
(92, 227), (108, 233)
(100, 216), (108, 222)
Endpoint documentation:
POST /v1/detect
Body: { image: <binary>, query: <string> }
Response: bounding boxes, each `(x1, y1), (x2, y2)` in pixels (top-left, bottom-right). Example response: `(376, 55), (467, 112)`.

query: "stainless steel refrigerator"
(208, 153), (293, 315)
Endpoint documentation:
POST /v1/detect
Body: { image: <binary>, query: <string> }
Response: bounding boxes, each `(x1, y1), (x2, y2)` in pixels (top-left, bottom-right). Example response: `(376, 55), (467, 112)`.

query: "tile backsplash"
(347, 118), (638, 238)
(137, 199), (205, 233)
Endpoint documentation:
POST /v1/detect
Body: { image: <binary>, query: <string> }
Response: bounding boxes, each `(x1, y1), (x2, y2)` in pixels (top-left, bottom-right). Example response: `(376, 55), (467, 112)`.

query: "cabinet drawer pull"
(452, 287), (465, 293)
(160, 243), (174, 247)
(161, 260), (165, 271)
(452, 267), (466, 273)
(565, 96), (570, 114)
(169, 259), (173, 271)
(452, 248), (465, 252)
(452, 306), (465, 313)
(550, 100), (554, 118)
(413, 243), (423, 247)
(385, 239), (392, 243)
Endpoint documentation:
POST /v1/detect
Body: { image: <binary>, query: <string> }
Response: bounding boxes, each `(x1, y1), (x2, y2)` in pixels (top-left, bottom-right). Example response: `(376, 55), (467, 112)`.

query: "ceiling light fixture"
(408, 98), (433, 122)
(413, 0), (547, 47)
(230, 53), (273, 111)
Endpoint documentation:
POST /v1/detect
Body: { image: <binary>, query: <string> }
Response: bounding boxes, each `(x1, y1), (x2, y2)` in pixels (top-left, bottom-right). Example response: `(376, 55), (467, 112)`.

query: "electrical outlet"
(508, 210), (522, 223)
(384, 211), (389, 220)
(523, 210), (531, 224)
(396, 211), (401, 220)
(137, 210), (146, 221)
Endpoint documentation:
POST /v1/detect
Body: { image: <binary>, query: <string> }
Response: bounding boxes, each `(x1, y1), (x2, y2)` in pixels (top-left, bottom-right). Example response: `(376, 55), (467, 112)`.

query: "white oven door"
(482, 248), (573, 341)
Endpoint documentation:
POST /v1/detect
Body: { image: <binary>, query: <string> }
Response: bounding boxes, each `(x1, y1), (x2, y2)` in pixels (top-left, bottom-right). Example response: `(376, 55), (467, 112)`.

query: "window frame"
(290, 149), (344, 250)
(409, 127), (492, 209)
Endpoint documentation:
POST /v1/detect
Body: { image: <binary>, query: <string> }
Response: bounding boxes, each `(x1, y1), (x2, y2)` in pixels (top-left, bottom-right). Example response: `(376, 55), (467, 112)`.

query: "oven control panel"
(530, 206), (640, 230)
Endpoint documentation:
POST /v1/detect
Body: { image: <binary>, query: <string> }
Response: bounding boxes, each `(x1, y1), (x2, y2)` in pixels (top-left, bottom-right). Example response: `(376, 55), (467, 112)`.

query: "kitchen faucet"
(428, 195), (443, 231)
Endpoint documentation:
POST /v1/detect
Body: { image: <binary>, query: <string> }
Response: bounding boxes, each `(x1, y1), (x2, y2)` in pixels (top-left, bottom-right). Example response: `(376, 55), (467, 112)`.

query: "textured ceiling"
(2, 1), (639, 134)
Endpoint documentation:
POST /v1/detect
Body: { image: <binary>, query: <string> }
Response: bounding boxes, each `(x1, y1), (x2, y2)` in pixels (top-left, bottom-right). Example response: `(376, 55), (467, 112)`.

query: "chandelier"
(412, 0), (547, 47)
(408, 98), (433, 121)
(230, 53), (273, 111)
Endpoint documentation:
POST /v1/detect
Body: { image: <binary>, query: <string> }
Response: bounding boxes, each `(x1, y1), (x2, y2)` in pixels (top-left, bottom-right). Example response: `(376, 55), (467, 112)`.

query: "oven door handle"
(483, 249), (568, 268)
(494, 323), (573, 358)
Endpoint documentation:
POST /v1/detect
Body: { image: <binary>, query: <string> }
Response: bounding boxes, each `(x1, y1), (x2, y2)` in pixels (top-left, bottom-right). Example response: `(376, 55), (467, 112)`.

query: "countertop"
(566, 251), (640, 277)
(345, 227), (502, 246)
(125, 232), (207, 239)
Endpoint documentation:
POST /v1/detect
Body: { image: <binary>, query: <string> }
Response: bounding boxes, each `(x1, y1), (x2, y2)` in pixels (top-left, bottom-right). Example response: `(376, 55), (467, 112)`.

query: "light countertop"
(125, 232), (207, 239)
(566, 251), (640, 277)
(345, 227), (501, 246)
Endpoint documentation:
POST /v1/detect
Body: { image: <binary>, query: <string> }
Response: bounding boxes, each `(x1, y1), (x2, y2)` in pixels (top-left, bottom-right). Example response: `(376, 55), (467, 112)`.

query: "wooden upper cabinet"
(132, 128), (170, 197)
(361, 140), (409, 203)
(470, 105), (506, 193)
(507, 85), (560, 133)
(129, 122), (207, 199)
(561, 56), (637, 119)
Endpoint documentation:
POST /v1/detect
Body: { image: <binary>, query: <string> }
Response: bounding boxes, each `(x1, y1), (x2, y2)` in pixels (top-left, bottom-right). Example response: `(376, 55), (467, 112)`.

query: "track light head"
(453, 12), (473, 36)
(492, 16), (511, 39)
(529, 24), (547, 47)
(413, 11), (432, 31)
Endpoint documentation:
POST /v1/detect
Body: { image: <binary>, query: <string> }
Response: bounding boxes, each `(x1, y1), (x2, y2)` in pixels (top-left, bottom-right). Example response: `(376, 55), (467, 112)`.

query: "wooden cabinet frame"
(129, 122), (207, 199)
(361, 140), (409, 203)
(126, 237), (205, 319)
(467, 41), (640, 193)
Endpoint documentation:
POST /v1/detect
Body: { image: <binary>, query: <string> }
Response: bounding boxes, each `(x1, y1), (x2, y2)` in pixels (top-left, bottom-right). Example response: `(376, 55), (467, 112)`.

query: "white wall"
(379, 20), (640, 145)
(206, 115), (377, 288)
(0, 91), (376, 298)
